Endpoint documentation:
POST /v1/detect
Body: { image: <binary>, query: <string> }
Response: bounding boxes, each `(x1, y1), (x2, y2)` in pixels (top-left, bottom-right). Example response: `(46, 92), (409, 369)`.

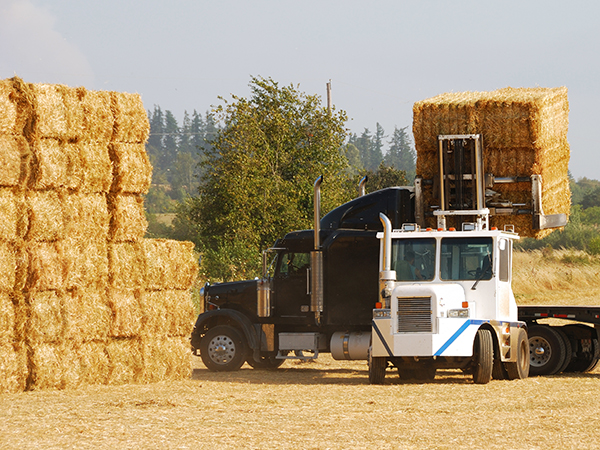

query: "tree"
(358, 162), (410, 193)
(384, 126), (416, 181)
(184, 76), (350, 281)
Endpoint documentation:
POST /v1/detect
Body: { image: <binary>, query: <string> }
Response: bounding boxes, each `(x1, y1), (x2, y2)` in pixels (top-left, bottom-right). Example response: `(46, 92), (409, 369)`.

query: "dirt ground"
(1, 355), (600, 450)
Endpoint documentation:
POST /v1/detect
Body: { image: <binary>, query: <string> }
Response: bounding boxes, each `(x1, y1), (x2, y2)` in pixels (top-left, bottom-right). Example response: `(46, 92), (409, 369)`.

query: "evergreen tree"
(372, 123), (385, 168)
(384, 126), (416, 181)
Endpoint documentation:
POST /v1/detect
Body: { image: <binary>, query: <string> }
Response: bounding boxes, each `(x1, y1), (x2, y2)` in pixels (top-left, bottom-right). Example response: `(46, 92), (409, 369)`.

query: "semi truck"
(190, 134), (600, 383)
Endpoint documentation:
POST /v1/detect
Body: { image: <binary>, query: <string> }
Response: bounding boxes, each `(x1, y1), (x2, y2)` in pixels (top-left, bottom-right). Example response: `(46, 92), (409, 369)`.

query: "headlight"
(373, 309), (391, 319)
(448, 308), (470, 318)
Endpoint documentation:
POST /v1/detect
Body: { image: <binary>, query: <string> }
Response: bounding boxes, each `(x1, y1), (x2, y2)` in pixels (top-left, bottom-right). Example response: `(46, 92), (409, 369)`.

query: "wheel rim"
(207, 334), (237, 365)
(529, 336), (552, 367)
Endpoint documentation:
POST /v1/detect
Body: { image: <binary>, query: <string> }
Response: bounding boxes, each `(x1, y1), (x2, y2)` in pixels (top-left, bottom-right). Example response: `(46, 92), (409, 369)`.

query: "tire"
(555, 328), (573, 373)
(246, 355), (285, 370)
(562, 325), (600, 373)
(368, 347), (386, 385)
(566, 338), (599, 373)
(472, 328), (494, 384)
(200, 325), (247, 372)
(528, 325), (566, 376)
(505, 328), (530, 380)
(492, 356), (508, 380)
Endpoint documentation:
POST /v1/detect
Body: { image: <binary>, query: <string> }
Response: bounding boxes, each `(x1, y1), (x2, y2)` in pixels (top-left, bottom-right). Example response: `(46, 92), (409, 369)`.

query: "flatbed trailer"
(518, 305), (600, 375)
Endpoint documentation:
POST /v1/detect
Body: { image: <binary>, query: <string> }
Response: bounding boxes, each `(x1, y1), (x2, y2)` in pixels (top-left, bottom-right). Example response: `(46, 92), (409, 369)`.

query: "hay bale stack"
(413, 87), (570, 237)
(0, 77), (197, 393)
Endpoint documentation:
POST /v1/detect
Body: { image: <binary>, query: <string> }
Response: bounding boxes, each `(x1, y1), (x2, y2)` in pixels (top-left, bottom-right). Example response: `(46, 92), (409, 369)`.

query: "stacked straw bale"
(413, 87), (570, 237)
(0, 77), (198, 392)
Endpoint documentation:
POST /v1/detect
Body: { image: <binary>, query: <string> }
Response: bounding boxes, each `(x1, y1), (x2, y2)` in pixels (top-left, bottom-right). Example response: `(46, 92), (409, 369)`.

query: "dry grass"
(513, 249), (600, 305)
(0, 355), (599, 449)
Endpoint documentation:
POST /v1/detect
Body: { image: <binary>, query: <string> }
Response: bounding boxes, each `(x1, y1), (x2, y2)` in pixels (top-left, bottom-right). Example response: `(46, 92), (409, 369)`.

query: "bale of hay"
(62, 239), (108, 290)
(141, 290), (196, 337)
(60, 85), (86, 142)
(0, 135), (30, 187)
(27, 342), (63, 390)
(64, 288), (111, 342)
(107, 288), (143, 338)
(109, 143), (152, 194)
(63, 193), (109, 242)
(21, 241), (65, 291)
(108, 242), (146, 288)
(0, 241), (16, 292)
(0, 79), (20, 135)
(81, 90), (114, 144)
(143, 239), (198, 291)
(0, 292), (15, 341)
(110, 92), (150, 143)
(105, 338), (143, 385)
(29, 138), (69, 190)
(413, 87), (570, 237)
(0, 342), (27, 393)
(30, 84), (68, 140)
(0, 189), (19, 240)
(24, 290), (64, 344)
(107, 194), (148, 242)
(77, 142), (113, 193)
(139, 336), (192, 383)
(77, 341), (109, 385)
(25, 190), (65, 242)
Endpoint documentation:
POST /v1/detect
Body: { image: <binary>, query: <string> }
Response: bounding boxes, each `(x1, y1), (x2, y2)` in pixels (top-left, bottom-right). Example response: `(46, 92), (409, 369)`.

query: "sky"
(1, 0), (598, 179)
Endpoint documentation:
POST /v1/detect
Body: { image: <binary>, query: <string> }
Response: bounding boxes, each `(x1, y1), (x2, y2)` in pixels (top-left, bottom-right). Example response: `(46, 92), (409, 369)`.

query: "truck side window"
(440, 237), (493, 281)
(499, 239), (511, 282)
(392, 238), (436, 281)
(279, 252), (310, 276)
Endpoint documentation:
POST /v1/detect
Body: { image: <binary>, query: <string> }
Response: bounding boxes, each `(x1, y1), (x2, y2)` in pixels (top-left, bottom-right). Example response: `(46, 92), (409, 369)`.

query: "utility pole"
(326, 80), (332, 114)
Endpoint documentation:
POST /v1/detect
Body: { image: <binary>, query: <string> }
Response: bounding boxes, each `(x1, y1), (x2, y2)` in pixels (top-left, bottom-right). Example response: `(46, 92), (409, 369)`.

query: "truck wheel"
(247, 356), (285, 370)
(528, 325), (566, 376)
(555, 328), (573, 373)
(505, 328), (530, 380)
(562, 325), (600, 373)
(566, 339), (599, 373)
(368, 347), (386, 384)
(472, 329), (493, 384)
(200, 325), (247, 372)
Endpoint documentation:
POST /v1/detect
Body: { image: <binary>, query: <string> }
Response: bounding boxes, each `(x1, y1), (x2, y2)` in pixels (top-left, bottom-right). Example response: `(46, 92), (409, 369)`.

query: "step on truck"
(190, 134), (600, 382)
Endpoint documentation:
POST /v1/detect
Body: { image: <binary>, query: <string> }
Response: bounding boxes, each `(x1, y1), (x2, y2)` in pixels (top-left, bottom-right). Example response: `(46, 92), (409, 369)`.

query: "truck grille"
(397, 297), (432, 333)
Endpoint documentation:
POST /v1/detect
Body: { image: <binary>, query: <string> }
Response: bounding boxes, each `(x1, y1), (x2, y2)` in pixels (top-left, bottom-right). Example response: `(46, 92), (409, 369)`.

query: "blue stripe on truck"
(434, 319), (488, 356)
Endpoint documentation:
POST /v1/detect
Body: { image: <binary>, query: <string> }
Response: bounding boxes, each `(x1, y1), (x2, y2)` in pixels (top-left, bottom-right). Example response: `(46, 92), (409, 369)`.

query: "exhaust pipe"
(358, 176), (368, 197)
(379, 213), (396, 308)
(311, 176), (324, 323)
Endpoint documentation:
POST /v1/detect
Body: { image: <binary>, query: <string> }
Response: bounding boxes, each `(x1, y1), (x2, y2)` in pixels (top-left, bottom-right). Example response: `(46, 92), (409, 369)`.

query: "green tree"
(384, 126), (416, 181)
(358, 162), (410, 193)
(184, 76), (350, 281)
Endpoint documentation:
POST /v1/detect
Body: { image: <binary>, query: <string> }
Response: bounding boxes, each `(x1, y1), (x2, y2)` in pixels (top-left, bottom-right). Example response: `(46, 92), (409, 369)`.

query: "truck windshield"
(391, 238), (436, 281)
(440, 237), (493, 281)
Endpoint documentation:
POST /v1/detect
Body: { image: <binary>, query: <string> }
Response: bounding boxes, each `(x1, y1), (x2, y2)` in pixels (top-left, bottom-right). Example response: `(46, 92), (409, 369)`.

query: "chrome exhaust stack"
(379, 213), (396, 308)
(311, 176), (324, 324)
(358, 175), (368, 197)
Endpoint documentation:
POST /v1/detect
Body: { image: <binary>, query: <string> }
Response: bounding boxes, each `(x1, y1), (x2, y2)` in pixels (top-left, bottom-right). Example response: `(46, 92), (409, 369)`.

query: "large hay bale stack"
(0, 77), (199, 392)
(413, 87), (570, 237)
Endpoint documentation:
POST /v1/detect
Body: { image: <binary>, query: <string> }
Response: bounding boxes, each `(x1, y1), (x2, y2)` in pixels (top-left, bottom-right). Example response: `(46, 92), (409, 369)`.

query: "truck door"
(272, 251), (312, 318)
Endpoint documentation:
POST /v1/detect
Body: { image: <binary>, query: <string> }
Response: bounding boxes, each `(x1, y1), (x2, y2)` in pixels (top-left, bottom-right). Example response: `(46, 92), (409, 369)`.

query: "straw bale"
(0, 342), (27, 393)
(0, 292), (15, 341)
(143, 239), (198, 291)
(110, 92), (150, 143)
(0, 189), (18, 240)
(27, 342), (80, 390)
(31, 84), (68, 139)
(139, 336), (192, 383)
(64, 288), (111, 342)
(59, 85), (86, 141)
(29, 138), (68, 189)
(109, 143), (152, 194)
(105, 338), (143, 385)
(0, 79), (19, 135)
(25, 290), (65, 344)
(107, 288), (143, 338)
(108, 242), (146, 289)
(413, 87), (570, 238)
(108, 194), (148, 242)
(0, 135), (30, 187)
(25, 190), (65, 241)
(141, 290), (196, 337)
(63, 193), (109, 242)
(0, 241), (16, 292)
(77, 341), (109, 385)
(78, 142), (113, 193)
(81, 90), (114, 144)
(21, 241), (65, 291)
(12, 292), (26, 341)
(62, 239), (109, 290)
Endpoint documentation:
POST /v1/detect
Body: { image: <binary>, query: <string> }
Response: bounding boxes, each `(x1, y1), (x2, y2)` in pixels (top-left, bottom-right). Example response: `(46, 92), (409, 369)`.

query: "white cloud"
(0, 0), (94, 85)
